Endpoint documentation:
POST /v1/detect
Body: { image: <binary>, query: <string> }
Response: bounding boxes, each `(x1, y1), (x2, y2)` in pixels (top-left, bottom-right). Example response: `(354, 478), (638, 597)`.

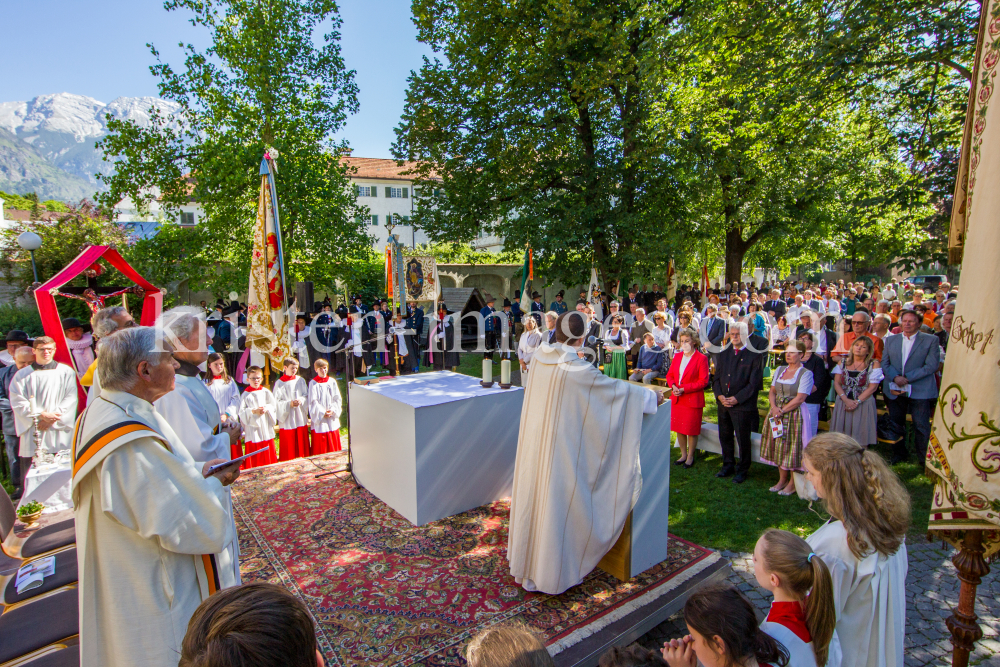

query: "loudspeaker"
(296, 281), (314, 313)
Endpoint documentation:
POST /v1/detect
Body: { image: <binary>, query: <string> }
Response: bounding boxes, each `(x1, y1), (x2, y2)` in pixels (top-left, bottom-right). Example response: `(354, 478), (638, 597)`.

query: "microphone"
(587, 335), (598, 345)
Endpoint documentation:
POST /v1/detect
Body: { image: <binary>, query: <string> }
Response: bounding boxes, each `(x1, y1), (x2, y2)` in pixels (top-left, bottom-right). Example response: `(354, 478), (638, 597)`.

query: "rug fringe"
(546, 550), (723, 656)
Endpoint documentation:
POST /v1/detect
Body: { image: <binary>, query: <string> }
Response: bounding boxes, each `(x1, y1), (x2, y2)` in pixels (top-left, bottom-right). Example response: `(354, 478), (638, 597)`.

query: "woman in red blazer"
(664, 329), (710, 468)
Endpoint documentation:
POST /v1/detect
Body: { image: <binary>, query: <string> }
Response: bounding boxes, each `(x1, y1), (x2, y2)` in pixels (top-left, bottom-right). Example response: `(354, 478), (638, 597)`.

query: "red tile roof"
(340, 157), (438, 182)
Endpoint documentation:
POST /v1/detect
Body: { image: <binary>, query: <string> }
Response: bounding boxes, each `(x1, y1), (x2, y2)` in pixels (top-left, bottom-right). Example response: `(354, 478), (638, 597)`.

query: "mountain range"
(0, 93), (180, 203)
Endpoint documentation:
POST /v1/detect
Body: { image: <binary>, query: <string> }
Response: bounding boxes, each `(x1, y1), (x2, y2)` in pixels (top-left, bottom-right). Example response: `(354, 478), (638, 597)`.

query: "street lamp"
(17, 231), (42, 283)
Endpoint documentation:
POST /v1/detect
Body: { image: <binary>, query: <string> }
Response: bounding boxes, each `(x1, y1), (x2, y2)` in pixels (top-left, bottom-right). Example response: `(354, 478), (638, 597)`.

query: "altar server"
(72, 326), (238, 667)
(10, 336), (77, 461)
(238, 366), (278, 467)
(274, 358), (309, 461)
(508, 311), (663, 594)
(154, 308), (243, 587)
(206, 353), (242, 425)
(308, 358), (342, 454)
(754, 529), (837, 667)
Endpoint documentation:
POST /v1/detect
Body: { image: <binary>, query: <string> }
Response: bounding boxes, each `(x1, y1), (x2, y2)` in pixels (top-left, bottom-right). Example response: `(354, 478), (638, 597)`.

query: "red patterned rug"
(234, 453), (719, 667)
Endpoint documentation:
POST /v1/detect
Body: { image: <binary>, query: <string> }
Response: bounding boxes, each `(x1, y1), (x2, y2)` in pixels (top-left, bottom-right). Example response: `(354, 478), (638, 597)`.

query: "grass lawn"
(433, 353), (935, 554)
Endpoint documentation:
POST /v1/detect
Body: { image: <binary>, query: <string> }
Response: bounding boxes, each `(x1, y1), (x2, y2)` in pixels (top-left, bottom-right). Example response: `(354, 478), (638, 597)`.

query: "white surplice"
(239, 388), (278, 442)
(154, 371), (240, 587)
(73, 389), (233, 667)
(206, 377), (242, 421)
(806, 519), (906, 667)
(508, 342), (658, 594)
(308, 378), (342, 433)
(273, 375), (308, 428)
(9, 362), (78, 457)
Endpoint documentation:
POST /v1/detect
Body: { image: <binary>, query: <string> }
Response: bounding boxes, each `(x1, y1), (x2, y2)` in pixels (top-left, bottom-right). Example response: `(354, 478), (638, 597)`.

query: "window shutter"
(385, 187), (391, 198)
(403, 216), (410, 222)
(402, 187), (408, 199)
(372, 215), (378, 225)
(370, 186), (376, 197)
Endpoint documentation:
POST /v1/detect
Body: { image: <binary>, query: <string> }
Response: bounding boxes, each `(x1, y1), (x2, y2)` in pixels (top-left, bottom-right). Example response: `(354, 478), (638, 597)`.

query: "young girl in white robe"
(803, 433), (909, 667)
(308, 359), (342, 455)
(754, 528), (837, 667)
(238, 366), (277, 468)
(273, 358), (309, 461)
(206, 353), (242, 460)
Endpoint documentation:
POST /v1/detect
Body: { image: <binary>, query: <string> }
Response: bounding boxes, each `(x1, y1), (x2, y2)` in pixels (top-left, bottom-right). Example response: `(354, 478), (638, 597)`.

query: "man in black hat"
(480, 294), (499, 360)
(500, 298), (516, 359)
(405, 300), (424, 372)
(62, 317), (96, 379)
(362, 300), (387, 372)
(550, 291), (568, 315)
(0, 330), (30, 367)
(530, 291), (544, 326)
(353, 294), (367, 315)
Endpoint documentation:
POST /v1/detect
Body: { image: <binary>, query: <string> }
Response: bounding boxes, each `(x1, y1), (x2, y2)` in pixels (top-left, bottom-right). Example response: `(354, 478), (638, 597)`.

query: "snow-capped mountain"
(0, 93), (182, 201)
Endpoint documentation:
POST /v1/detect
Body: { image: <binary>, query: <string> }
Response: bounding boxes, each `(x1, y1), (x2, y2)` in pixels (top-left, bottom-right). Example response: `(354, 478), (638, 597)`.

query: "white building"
(113, 156), (507, 252)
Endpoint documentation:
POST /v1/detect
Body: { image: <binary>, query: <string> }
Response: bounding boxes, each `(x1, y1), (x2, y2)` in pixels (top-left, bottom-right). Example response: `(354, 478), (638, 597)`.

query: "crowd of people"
(0, 274), (943, 667)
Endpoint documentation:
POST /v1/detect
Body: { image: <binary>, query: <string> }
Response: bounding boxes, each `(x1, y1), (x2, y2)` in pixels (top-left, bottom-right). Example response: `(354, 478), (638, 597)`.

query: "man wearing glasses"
(833, 310), (884, 364)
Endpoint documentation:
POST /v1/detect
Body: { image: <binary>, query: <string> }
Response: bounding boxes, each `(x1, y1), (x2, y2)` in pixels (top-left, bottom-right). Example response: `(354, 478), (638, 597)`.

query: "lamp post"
(17, 231), (42, 283)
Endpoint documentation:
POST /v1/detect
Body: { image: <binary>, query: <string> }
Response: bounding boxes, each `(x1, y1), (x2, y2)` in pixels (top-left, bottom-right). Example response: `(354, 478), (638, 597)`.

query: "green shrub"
(0, 302), (44, 337)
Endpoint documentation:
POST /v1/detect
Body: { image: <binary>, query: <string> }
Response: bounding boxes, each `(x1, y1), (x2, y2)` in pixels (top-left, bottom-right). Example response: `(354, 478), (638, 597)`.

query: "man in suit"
(882, 309), (941, 463)
(763, 289), (787, 319)
(575, 301), (601, 368)
(713, 323), (764, 483)
(701, 304), (727, 371)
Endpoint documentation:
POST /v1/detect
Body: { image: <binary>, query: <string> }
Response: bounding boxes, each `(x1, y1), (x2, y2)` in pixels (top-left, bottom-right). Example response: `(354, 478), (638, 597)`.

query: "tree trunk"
(724, 227), (747, 285)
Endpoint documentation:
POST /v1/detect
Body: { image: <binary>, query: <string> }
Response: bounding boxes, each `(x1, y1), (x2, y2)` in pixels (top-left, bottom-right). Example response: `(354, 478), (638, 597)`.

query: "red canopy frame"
(33, 245), (163, 407)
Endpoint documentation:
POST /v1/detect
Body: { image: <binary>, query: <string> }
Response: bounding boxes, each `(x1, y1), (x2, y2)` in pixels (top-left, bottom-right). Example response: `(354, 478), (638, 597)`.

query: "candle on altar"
(501, 359), (511, 385)
(482, 359), (492, 383)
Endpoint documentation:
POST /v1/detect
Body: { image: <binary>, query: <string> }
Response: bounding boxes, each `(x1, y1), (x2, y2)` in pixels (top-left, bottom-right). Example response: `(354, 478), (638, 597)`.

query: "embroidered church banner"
(927, 0), (1000, 558)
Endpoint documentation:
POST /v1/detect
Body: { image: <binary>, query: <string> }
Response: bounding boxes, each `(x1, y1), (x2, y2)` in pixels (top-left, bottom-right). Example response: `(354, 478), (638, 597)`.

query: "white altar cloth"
(350, 371), (524, 525)
(20, 458), (73, 514)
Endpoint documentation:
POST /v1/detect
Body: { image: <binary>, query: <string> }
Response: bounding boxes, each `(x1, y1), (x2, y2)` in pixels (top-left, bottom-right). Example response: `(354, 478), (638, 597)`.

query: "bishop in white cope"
(9, 338), (78, 460)
(73, 327), (239, 667)
(508, 311), (663, 594)
(154, 307), (244, 587)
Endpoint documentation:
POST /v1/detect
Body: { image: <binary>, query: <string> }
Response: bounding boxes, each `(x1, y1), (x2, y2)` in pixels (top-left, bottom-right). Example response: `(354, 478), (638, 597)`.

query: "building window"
(179, 212), (195, 226)
(386, 187), (409, 198)
(356, 185), (377, 197)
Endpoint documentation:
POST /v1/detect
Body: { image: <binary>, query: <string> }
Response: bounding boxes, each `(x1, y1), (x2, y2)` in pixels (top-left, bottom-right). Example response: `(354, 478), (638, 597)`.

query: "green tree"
(0, 201), (130, 290)
(395, 0), (695, 290)
(97, 0), (372, 296)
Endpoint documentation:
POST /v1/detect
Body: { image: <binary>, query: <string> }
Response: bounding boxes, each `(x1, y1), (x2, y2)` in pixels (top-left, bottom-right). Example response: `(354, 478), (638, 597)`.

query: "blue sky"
(0, 0), (433, 159)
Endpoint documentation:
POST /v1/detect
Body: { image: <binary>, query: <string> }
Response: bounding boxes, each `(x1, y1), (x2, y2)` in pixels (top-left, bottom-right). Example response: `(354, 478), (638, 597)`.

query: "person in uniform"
(500, 299), (516, 359)
(426, 303), (461, 371)
(480, 294), (499, 360)
(530, 291), (544, 326)
(550, 290), (568, 314)
(405, 300), (425, 372)
(72, 326), (239, 667)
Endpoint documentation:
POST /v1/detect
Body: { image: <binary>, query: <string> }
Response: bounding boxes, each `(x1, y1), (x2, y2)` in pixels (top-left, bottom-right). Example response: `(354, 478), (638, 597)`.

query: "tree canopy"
(395, 0), (978, 283)
(97, 0), (372, 297)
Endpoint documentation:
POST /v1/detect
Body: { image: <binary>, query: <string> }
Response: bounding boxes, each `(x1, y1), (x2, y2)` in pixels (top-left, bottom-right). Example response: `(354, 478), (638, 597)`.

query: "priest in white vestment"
(508, 311), (664, 594)
(154, 307), (243, 587)
(9, 337), (78, 460)
(73, 326), (239, 667)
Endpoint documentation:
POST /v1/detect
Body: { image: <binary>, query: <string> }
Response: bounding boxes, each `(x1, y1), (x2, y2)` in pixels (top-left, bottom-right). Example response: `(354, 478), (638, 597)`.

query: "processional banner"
(245, 153), (294, 372)
(401, 254), (439, 302)
(928, 0), (1000, 557)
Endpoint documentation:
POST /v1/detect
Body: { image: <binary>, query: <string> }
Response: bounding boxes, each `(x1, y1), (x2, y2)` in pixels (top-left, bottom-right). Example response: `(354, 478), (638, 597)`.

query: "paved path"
(638, 540), (1000, 667)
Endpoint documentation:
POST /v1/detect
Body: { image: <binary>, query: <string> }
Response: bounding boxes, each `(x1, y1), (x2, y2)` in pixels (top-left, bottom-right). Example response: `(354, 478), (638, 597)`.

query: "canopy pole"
(946, 530), (990, 667)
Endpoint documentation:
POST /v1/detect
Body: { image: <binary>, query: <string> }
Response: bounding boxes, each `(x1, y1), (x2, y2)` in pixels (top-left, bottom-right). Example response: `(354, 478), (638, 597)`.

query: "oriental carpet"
(233, 453), (719, 667)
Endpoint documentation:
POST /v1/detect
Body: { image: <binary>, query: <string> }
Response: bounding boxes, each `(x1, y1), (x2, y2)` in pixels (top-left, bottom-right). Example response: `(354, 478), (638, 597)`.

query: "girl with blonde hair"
(754, 529), (837, 667)
(466, 624), (554, 667)
(830, 336), (882, 446)
(803, 433), (909, 667)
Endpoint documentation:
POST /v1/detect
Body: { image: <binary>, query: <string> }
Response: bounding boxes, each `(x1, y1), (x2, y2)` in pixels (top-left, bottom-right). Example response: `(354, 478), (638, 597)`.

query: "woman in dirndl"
(830, 335), (882, 446)
(760, 339), (814, 496)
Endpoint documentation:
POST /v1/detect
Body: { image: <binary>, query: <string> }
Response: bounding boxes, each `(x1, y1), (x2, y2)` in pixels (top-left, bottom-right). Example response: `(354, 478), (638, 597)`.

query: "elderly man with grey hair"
(85, 305), (136, 401)
(72, 326), (238, 667)
(712, 321), (765, 484)
(154, 306), (242, 586)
